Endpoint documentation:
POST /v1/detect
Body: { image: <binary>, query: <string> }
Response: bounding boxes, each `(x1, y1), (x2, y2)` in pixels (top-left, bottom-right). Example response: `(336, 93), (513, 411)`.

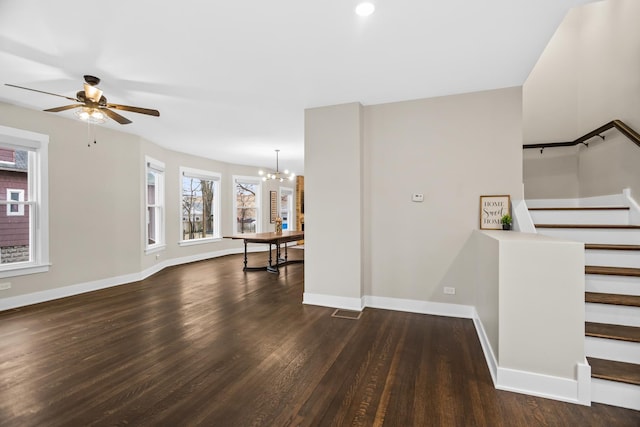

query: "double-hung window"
(233, 176), (261, 234)
(180, 167), (221, 244)
(0, 125), (49, 277)
(145, 157), (165, 254)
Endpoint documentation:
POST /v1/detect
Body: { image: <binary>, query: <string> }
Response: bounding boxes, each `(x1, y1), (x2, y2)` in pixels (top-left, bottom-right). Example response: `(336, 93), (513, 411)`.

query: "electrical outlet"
(0, 282), (11, 291)
(443, 287), (455, 295)
(411, 193), (424, 202)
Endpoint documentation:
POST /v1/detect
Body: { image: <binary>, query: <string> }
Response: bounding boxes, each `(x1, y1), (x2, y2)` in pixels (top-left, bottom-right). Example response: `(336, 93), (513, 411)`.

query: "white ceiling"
(0, 0), (596, 174)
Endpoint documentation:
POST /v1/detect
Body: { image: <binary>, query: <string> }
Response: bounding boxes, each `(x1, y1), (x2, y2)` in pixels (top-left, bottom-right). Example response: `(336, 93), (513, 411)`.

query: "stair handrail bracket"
(523, 120), (640, 151)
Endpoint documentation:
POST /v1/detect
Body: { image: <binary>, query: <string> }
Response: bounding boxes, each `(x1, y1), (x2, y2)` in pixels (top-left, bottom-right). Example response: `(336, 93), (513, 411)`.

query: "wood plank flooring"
(0, 251), (639, 426)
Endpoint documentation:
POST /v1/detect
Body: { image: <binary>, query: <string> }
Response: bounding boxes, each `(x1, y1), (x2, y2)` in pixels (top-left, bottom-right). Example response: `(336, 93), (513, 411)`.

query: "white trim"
(472, 309), (498, 385)
(302, 293), (364, 311)
(591, 378), (640, 411)
(511, 198), (536, 233)
(577, 359), (591, 406)
(180, 166), (221, 182)
(0, 246), (265, 312)
(622, 188), (640, 225)
(145, 156), (165, 252)
(179, 167), (222, 242)
(0, 126), (49, 276)
(364, 295), (475, 318)
(496, 366), (588, 406)
(279, 186), (295, 231)
(0, 263), (50, 279)
(232, 175), (262, 234)
(145, 156), (165, 172)
(0, 125), (46, 150)
(144, 244), (166, 255)
(178, 237), (223, 247)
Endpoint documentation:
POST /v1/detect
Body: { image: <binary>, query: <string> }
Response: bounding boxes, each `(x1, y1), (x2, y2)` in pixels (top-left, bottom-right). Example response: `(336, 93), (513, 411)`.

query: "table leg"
(267, 243), (279, 274)
(243, 241), (248, 271)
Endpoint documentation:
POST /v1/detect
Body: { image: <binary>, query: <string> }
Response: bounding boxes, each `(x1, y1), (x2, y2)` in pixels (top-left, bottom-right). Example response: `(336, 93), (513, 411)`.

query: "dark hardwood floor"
(0, 251), (638, 426)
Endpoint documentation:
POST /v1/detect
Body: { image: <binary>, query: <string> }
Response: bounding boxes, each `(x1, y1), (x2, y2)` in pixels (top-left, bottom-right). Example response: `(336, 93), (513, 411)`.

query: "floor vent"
(331, 309), (363, 320)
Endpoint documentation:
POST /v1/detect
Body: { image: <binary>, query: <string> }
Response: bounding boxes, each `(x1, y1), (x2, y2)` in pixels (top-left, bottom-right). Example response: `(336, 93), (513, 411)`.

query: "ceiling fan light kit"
(4, 74), (160, 125)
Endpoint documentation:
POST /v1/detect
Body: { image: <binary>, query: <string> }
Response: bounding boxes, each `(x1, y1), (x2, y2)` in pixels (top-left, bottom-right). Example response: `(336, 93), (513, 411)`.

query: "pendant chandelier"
(259, 149), (295, 182)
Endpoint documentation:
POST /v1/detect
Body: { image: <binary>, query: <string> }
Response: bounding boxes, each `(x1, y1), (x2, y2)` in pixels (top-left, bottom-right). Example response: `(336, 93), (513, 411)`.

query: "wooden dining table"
(224, 230), (304, 273)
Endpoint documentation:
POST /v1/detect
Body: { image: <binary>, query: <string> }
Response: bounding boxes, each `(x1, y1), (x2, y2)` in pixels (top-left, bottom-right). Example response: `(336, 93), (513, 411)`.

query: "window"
(6, 189), (25, 216)
(280, 187), (295, 231)
(233, 176), (261, 234)
(145, 157), (165, 253)
(0, 125), (49, 277)
(180, 167), (221, 245)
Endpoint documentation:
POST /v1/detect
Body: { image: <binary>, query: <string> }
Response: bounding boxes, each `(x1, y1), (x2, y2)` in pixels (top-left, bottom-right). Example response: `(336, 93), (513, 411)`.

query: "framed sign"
(270, 191), (277, 223)
(479, 195), (511, 230)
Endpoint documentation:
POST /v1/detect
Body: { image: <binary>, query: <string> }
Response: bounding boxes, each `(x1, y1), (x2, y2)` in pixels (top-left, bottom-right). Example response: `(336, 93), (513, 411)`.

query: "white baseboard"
(472, 310), (498, 386)
(364, 295), (475, 319)
(496, 365), (590, 406)
(623, 188), (640, 225)
(0, 246), (256, 311)
(473, 312), (590, 406)
(302, 292), (364, 311)
(591, 378), (640, 411)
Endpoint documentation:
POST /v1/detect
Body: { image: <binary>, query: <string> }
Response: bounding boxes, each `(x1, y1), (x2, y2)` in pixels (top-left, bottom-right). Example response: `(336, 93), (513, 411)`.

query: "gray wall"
(0, 102), (291, 302)
(523, 0), (640, 200)
(304, 87), (523, 306)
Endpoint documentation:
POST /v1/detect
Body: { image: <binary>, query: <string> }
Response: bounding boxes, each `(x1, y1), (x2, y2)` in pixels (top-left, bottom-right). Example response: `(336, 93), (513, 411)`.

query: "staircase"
(528, 202), (640, 411)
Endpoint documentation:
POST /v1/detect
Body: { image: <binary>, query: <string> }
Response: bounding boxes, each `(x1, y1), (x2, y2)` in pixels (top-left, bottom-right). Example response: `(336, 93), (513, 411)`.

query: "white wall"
(524, 0), (640, 200)
(0, 101), (289, 306)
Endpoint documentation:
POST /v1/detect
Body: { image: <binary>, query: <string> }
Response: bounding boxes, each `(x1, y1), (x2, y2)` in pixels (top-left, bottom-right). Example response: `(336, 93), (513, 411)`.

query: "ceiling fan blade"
(101, 108), (132, 125)
(5, 84), (78, 102)
(44, 104), (85, 113)
(107, 103), (160, 117)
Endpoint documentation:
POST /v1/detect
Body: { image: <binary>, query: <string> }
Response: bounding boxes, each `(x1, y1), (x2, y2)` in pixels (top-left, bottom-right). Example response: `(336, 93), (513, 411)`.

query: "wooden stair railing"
(523, 119), (640, 151)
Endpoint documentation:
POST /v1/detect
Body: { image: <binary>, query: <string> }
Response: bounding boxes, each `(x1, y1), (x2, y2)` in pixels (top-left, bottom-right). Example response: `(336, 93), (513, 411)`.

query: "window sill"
(145, 244), (166, 255)
(0, 263), (51, 279)
(178, 237), (222, 247)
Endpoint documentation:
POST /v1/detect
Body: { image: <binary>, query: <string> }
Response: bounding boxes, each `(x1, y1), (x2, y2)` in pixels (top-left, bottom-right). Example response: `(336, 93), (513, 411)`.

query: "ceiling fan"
(5, 75), (160, 125)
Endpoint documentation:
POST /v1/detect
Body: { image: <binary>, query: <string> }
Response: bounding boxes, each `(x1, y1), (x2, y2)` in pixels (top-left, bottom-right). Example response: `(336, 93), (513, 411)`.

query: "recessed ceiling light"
(355, 2), (375, 17)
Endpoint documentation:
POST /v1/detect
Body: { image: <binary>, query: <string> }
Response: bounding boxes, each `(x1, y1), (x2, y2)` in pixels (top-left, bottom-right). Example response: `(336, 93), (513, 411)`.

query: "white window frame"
(232, 175), (262, 234)
(145, 156), (165, 254)
(279, 186), (295, 231)
(6, 189), (25, 216)
(0, 125), (49, 278)
(179, 167), (221, 246)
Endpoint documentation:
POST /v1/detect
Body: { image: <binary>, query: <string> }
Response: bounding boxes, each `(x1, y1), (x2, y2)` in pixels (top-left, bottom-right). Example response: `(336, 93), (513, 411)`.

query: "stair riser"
(585, 337), (640, 364)
(591, 378), (640, 411)
(585, 303), (640, 327)
(530, 210), (629, 225)
(537, 228), (640, 245)
(586, 274), (640, 296)
(585, 250), (640, 269)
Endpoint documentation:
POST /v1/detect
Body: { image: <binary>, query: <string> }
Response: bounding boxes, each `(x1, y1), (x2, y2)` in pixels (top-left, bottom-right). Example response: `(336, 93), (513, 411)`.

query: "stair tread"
(585, 266), (640, 277)
(535, 224), (640, 229)
(585, 292), (640, 307)
(587, 357), (640, 386)
(586, 244), (640, 251)
(529, 207), (629, 211)
(585, 322), (640, 343)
